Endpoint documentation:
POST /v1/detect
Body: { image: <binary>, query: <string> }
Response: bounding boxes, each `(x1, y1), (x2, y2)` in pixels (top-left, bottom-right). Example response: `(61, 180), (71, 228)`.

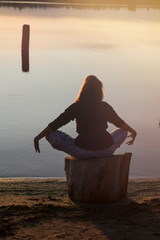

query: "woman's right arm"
(121, 122), (137, 145)
(106, 103), (137, 145)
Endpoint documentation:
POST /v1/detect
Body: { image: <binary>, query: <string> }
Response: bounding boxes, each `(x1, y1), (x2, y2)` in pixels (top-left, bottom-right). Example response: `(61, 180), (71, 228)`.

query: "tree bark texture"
(65, 153), (132, 203)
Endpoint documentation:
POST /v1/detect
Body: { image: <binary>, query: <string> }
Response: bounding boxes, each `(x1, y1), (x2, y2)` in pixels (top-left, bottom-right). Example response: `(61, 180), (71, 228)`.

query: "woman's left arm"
(34, 102), (77, 153)
(34, 126), (52, 153)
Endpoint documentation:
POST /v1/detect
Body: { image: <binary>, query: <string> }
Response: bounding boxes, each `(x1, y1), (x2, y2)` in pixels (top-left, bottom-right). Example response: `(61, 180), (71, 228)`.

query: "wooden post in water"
(65, 153), (132, 203)
(21, 24), (30, 72)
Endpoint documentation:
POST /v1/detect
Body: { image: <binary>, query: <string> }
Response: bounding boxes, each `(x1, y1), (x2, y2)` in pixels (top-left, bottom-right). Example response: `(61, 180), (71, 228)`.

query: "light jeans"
(46, 128), (127, 158)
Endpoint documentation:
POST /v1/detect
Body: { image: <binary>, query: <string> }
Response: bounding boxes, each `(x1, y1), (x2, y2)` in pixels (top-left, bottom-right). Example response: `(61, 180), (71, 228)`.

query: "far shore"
(0, 177), (160, 239)
(0, 0), (160, 9)
(0, 0), (159, 4)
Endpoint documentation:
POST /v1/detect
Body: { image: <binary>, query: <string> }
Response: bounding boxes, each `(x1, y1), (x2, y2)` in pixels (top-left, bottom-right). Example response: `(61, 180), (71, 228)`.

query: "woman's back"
(74, 100), (123, 150)
(34, 75), (136, 157)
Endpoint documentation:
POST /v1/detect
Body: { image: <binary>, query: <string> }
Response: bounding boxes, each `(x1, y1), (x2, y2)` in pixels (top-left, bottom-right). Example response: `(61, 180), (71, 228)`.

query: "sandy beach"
(0, 178), (160, 240)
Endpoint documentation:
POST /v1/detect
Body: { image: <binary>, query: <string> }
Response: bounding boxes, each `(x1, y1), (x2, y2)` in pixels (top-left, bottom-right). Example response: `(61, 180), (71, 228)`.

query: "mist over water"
(0, 2), (160, 177)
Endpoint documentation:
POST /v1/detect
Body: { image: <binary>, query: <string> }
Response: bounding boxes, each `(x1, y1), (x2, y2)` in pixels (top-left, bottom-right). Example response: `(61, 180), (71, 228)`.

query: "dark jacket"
(48, 101), (124, 150)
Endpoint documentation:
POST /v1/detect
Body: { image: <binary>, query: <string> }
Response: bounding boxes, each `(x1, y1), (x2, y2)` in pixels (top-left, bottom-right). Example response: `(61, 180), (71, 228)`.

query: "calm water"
(0, 1), (160, 177)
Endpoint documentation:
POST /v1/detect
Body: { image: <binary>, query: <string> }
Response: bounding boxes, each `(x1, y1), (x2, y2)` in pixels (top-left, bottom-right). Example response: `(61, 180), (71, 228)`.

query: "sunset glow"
(0, 3), (160, 178)
(1, 8), (160, 50)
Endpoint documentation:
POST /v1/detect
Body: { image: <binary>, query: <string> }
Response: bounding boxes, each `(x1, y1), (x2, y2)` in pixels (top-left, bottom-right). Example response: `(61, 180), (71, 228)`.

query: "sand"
(0, 178), (160, 240)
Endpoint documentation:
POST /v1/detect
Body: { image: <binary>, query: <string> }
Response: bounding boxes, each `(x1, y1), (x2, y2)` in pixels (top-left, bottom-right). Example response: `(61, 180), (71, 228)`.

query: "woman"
(34, 75), (137, 158)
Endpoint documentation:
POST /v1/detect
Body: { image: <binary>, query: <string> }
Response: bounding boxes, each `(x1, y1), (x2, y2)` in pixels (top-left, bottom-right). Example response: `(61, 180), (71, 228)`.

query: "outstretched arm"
(121, 122), (137, 145)
(34, 103), (77, 153)
(106, 103), (137, 145)
(34, 126), (52, 153)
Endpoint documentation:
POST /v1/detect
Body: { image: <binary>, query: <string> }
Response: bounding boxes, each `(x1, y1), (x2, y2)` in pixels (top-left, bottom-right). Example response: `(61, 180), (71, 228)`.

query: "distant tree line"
(0, 0), (160, 4)
(0, 0), (160, 11)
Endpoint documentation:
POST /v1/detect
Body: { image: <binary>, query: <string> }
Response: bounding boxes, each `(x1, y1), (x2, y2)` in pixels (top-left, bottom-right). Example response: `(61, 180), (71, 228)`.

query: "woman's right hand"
(126, 130), (137, 145)
(34, 136), (40, 153)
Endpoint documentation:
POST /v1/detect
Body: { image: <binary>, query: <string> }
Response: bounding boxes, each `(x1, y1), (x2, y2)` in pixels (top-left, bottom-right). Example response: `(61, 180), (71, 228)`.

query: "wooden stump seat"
(65, 153), (132, 203)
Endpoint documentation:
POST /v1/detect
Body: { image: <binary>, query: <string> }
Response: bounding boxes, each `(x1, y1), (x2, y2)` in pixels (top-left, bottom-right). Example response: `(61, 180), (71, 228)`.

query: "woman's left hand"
(34, 136), (40, 153)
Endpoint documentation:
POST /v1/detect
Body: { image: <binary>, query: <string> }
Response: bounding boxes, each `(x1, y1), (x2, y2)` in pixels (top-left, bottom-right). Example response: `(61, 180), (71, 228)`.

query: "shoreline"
(1, 176), (160, 181)
(0, 177), (160, 239)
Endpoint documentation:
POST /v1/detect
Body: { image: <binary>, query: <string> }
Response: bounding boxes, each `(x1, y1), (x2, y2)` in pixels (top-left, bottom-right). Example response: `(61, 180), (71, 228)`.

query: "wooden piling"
(21, 24), (30, 72)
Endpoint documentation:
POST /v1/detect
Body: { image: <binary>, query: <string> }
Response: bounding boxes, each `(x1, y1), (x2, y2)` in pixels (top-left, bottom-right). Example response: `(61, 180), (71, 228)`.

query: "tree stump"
(65, 153), (132, 203)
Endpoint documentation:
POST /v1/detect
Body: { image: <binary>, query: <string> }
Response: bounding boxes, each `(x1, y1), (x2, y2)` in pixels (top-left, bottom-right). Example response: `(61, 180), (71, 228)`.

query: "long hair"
(75, 75), (104, 104)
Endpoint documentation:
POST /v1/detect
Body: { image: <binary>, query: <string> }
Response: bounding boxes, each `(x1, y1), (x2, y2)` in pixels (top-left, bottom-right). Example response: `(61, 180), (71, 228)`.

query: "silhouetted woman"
(34, 75), (136, 158)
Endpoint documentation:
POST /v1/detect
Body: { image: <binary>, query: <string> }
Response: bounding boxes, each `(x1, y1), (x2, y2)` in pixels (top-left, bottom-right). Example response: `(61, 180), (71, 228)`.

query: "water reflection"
(0, 2), (160, 177)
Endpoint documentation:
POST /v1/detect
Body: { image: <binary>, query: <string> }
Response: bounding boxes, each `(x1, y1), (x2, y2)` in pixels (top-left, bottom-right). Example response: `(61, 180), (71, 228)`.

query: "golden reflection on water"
(1, 10), (160, 51)
(0, 3), (160, 177)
